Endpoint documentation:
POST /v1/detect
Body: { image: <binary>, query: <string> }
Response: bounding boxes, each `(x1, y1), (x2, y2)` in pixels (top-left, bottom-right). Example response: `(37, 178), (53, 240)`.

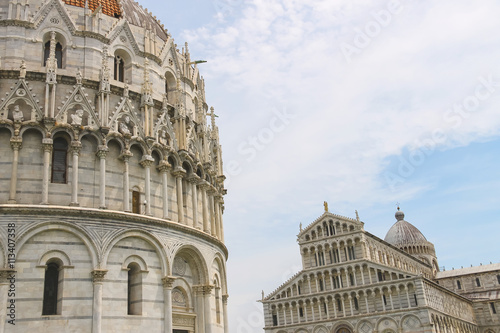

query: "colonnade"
(270, 282), (418, 327)
(5, 134), (225, 241)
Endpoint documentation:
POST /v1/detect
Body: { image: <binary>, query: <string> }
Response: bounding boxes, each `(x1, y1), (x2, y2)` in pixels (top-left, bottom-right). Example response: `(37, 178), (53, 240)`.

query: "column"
(214, 196), (221, 239)
(70, 141), (82, 206)
(173, 169), (186, 223)
(381, 292), (386, 311)
(332, 298), (337, 319)
(208, 188), (216, 236)
(365, 294), (370, 314)
(296, 305), (301, 323)
(96, 146), (108, 209)
(91, 269), (107, 333)
(361, 267), (366, 285)
(203, 285), (214, 333)
(188, 176), (199, 228)
(341, 297), (346, 317)
(311, 301), (315, 321)
(348, 296), (353, 316)
(41, 138), (53, 204)
(162, 277), (175, 333)
(318, 302), (322, 320)
(140, 155), (154, 215)
(389, 290), (394, 310)
(8, 138), (22, 203)
(325, 299), (330, 318)
(282, 306), (287, 325)
(218, 200), (225, 242)
(405, 286), (411, 308)
(157, 161), (171, 219)
(222, 295), (229, 333)
(120, 151), (132, 212)
(200, 182), (209, 233)
(289, 305), (294, 324)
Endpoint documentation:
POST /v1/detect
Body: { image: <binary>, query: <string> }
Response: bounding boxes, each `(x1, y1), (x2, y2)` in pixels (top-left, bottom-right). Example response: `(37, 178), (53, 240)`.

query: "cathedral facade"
(261, 207), (500, 333)
(0, 1), (228, 332)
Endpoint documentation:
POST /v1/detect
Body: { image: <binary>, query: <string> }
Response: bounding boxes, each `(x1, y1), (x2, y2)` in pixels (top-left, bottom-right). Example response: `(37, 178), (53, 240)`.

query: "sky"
(139, 1), (500, 332)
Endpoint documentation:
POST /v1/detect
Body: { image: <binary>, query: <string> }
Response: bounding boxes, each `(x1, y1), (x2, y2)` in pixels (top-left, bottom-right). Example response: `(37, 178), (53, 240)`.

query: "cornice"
(0, 204), (228, 257)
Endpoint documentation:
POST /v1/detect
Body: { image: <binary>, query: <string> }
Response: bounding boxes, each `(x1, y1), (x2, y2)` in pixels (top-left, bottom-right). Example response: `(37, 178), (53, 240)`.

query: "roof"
(436, 262), (500, 279)
(62, 0), (121, 17)
(62, 0), (169, 41)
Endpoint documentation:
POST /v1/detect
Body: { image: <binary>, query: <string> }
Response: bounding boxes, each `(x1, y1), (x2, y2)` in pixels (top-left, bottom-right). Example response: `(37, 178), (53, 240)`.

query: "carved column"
(120, 150), (132, 212)
(208, 188), (216, 236)
(140, 155), (154, 215)
(203, 285), (214, 333)
(157, 161), (171, 219)
(162, 276), (175, 333)
(70, 141), (82, 206)
(188, 176), (199, 228)
(91, 269), (107, 333)
(96, 146), (108, 209)
(172, 168), (186, 223)
(214, 196), (222, 239)
(8, 138), (22, 203)
(41, 138), (53, 204)
(221, 295), (229, 332)
(200, 182), (210, 233)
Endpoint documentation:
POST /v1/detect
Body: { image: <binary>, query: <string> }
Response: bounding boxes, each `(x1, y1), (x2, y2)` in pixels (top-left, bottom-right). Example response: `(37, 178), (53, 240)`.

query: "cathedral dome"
(384, 209), (428, 246)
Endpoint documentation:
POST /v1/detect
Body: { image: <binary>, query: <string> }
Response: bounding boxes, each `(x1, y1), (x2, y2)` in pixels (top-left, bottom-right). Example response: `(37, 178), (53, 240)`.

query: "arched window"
(52, 138), (68, 183)
(476, 277), (481, 287)
(132, 190), (141, 214)
(114, 55), (125, 82)
(457, 280), (462, 289)
(43, 41), (63, 68)
(42, 262), (61, 315)
(127, 262), (142, 315)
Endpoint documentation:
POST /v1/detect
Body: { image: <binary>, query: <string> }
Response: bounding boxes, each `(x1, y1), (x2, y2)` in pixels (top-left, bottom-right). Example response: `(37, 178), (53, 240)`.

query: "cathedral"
(261, 206), (500, 333)
(0, 0), (228, 332)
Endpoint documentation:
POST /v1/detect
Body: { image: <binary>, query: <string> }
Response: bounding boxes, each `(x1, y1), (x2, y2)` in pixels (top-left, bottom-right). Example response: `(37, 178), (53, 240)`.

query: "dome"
(384, 209), (429, 246)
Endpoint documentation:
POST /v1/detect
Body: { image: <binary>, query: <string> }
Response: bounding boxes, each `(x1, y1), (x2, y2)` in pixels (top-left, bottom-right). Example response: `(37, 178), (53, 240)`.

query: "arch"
(376, 317), (399, 332)
(122, 255), (149, 272)
(41, 30), (68, 68)
(400, 314), (422, 331)
(172, 245), (209, 285)
(333, 322), (354, 333)
(105, 136), (126, 152)
(38, 250), (72, 267)
(210, 253), (228, 294)
(113, 48), (133, 83)
(102, 229), (169, 276)
(15, 221), (99, 269)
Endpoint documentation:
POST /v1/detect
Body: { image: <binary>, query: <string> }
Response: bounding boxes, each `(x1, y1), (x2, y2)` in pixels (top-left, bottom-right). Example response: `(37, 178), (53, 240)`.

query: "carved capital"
(186, 174), (200, 184)
(193, 284), (214, 296)
(222, 294), (229, 304)
(0, 269), (15, 282)
(157, 161), (172, 173)
(140, 155), (155, 168)
(96, 145), (108, 159)
(10, 137), (22, 150)
(42, 138), (53, 152)
(119, 150), (133, 161)
(172, 167), (186, 178)
(91, 269), (108, 283)
(162, 276), (176, 289)
(71, 141), (82, 154)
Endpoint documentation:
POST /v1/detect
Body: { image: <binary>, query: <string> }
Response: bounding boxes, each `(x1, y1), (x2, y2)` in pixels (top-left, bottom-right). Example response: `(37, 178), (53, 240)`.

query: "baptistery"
(0, 1), (228, 332)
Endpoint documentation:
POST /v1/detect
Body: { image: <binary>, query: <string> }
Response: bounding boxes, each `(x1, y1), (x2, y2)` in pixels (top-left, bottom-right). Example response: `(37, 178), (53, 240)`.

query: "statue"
(324, 201), (328, 212)
(119, 116), (131, 135)
(355, 210), (360, 221)
(162, 92), (168, 109)
(12, 105), (24, 122)
(71, 109), (84, 126)
(261, 290), (264, 300)
(19, 60), (26, 79)
(299, 222), (302, 232)
(159, 129), (169, 146)
(76, 68), (82, 85)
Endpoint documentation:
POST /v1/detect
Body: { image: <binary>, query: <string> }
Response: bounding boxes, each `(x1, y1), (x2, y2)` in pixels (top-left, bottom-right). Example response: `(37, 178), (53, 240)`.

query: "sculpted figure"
(12, 105), (24, 122)
(76, 68), (82, 85)
(19, 60), (26, 79)
(71, 109), (84, 125)
(119, 116), (131, 135)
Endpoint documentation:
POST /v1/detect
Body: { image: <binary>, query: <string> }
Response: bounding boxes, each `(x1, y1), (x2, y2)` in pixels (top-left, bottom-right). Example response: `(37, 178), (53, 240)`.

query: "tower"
(0, 1), (228, 332)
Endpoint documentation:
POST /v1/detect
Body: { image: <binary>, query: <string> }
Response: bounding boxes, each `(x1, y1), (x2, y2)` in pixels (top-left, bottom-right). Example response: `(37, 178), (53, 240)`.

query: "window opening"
(132, 191), (141, 214)
(491, 303), (497, 314)
(127, 263), (142, 315)
(272, 314), (278, 326)
(457, 280), (462, 290)
(476, 278), (481, 287)
(114, 55), (125, 82)
(42, 262), (60, 315)
(51, 138), (68, 183)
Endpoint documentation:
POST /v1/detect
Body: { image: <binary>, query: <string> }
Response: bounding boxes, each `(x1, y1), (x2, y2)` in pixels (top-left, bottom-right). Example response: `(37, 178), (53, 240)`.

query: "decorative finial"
(324, 201), (328, 212)
(355, 210), (359, 222)
(261, 290), (265, 300)
(299, 222), (302, 232)
(396, 202), (400, 211)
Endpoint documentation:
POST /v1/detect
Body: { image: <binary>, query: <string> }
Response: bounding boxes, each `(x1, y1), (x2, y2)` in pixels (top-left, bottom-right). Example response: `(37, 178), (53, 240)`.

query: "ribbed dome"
(384, 209), (428, 246)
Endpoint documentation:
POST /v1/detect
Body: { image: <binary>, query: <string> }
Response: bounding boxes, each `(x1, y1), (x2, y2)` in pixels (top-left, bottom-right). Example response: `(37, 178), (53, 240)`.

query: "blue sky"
(140, 1), (500, 331)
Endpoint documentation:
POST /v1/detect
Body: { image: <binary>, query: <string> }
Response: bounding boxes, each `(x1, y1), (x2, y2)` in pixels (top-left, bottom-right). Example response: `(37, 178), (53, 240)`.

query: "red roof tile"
(62, 0), (122, 18)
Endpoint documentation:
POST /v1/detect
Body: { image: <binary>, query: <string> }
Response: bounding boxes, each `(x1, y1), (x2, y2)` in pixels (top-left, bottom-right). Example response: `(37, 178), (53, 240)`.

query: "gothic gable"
(33, 0), (77, 34)
(0, 79), (43, 123)
(107, 19), (141, 55)
(56, 82), (99, 130)
(298, 211), (364, 244)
